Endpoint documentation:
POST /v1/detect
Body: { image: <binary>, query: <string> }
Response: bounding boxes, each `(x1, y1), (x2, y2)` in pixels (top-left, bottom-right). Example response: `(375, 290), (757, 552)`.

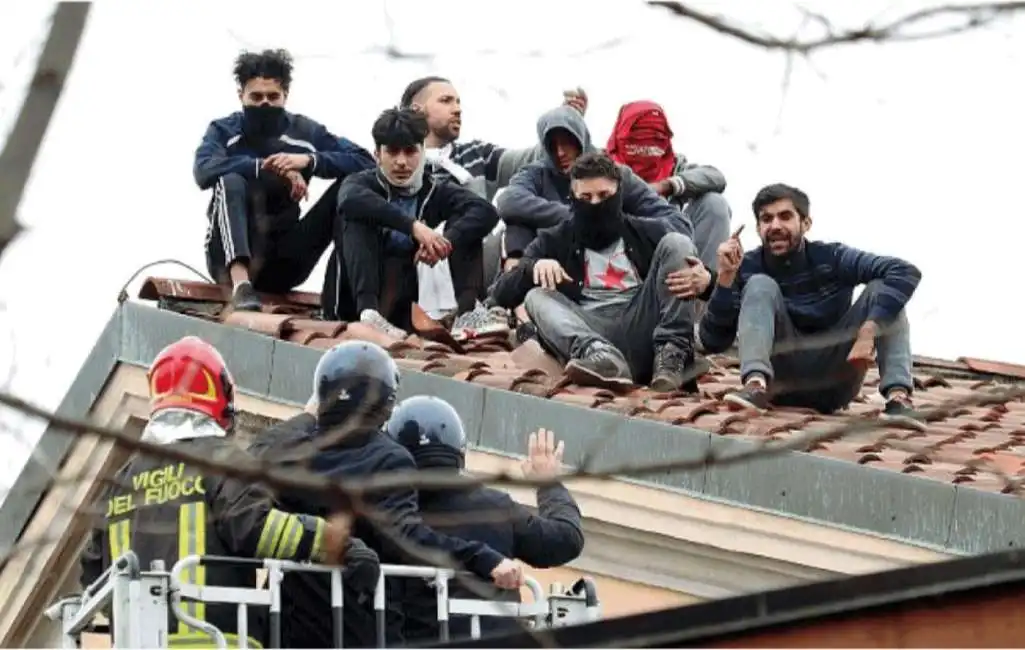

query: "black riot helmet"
(386, 395), (466, 469)
(313, 341), (400, 432)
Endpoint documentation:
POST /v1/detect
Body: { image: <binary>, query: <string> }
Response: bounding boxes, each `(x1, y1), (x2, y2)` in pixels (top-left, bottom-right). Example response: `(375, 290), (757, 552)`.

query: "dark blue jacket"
(193, 111), (374, 190)
(404, 484), (584, 643)
(700, 240), (922, 353)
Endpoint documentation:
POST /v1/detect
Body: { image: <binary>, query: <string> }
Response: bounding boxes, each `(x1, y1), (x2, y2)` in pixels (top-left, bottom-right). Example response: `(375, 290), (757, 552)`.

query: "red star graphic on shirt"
(597, 262), (629, 289)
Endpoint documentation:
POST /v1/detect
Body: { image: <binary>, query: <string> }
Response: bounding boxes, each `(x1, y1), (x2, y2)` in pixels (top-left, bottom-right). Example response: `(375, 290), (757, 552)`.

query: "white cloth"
(424, 145), (475, 184)
(417, 221), (458, 319)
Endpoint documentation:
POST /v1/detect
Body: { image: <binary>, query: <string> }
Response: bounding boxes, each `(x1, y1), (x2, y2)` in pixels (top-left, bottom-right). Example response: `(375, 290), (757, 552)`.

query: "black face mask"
(242, 104), (286, 138)
(571, 191), (624, 250)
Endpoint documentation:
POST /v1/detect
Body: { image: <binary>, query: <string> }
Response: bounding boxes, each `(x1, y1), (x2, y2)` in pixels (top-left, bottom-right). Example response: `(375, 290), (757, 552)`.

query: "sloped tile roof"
(137, 277), (1025, 496)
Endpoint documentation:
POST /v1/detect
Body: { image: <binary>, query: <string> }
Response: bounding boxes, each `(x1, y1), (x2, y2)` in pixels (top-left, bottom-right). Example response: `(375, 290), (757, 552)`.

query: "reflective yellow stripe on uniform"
(177, 501), (207, 635)
(107, 519), (130, 562)
(255, 510), (304, 559)
(310, 517), (325, 562)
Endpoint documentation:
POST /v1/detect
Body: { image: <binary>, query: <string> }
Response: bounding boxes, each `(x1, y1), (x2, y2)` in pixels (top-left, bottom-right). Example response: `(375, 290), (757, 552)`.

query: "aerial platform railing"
(47, 552), (602, 648)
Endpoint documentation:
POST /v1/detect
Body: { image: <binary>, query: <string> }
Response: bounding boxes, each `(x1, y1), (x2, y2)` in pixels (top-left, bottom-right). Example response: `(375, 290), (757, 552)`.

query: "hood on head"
(536, 105), (592, 169)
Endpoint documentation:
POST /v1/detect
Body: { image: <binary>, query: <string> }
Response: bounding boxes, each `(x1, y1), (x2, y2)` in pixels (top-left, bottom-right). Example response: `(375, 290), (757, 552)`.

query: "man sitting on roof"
(194, 48), (374, 312)
(331, 108), (505, 340)
(607, 100), (731, 271)
(698, 183), (924, 424)
(321, 79), (589, 325)
(492, 152), (709, 393)
(404, 76), (587, 201)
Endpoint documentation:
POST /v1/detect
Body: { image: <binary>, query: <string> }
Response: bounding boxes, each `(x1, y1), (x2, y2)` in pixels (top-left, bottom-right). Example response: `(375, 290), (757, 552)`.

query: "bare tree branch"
(647, 1), (1025, 53)
(0, 2), (90, 261)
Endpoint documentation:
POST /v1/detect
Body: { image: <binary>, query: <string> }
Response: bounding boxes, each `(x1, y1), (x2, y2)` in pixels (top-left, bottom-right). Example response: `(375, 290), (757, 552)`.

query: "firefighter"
(247, 340), (523, 647)
(386, 396), (585, 642)
(79, 336), (373, 649)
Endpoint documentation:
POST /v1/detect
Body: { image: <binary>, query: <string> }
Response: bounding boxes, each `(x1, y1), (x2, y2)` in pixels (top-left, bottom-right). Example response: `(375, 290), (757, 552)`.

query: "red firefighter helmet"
(147, 336), (236, 430)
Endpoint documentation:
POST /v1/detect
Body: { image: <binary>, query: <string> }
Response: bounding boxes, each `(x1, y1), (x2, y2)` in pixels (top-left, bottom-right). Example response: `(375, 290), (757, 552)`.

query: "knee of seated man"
(656, 232), (697, 258)
(860, 279), (889, 297)
(741, 273), (782, 299)
(524, 286), (560, 313)
(218, 172), (248, 194)
(693, 191), (731, 217)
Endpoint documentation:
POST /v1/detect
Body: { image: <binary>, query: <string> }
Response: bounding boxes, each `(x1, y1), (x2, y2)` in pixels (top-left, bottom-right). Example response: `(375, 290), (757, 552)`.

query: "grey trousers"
(738, 274), (915, 413)
(524, 233), (697, 383)
(681, 192), (732, 271)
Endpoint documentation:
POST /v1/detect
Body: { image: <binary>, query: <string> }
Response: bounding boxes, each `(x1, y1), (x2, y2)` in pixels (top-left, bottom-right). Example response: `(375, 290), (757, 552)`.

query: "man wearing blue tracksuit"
(194, 48), (375, 312)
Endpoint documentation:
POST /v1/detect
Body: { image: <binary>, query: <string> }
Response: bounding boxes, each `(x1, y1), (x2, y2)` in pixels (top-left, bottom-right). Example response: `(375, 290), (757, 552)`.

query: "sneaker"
(565, 343), (633, 389)
(515, 321), (537, 344)
(650, 342), (709, 394)
(724, 384), (770, 412)
(360, 309), (408, 340)
(450, 302), (511, 340)
(880, 394), (927, 431)
(231, 282), (262, 312)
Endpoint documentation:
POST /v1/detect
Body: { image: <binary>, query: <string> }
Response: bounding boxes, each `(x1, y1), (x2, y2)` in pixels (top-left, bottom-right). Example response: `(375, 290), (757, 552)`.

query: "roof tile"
(138, 277), (1025, 496)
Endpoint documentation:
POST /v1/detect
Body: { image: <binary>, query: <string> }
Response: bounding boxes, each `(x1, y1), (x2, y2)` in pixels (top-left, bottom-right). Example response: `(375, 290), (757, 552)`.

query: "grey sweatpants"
(681, 192), (732, 271)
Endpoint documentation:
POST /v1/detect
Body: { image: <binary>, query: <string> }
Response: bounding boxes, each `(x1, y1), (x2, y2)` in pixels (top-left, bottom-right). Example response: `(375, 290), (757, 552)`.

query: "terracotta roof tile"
(138, 277), (1025, 496)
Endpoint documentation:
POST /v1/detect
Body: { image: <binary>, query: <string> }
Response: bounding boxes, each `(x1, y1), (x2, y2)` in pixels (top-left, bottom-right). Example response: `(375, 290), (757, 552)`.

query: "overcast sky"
(0, 0), (1022, 500)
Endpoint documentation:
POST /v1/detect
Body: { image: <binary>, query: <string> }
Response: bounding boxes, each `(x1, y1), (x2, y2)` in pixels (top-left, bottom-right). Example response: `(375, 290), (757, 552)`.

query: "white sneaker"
(359, 309), (408, 340)
(450, 302), (510, 340)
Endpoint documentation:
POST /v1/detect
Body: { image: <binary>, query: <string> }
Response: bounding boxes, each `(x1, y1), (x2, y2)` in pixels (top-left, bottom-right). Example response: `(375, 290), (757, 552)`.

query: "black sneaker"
(880, 394), (927, 431)
(724, 384), (770, 412)
(515, 321), (537, 344)
(231, 282), (262, 312)
(651, 342), (709, 394)
(565, 344), (633, 389)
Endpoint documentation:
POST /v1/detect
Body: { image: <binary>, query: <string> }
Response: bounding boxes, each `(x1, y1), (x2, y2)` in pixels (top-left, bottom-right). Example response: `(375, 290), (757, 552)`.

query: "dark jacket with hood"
(336, 166), (499, 250)
(495, 106), (691, 237)
(193, 110), (375, 191)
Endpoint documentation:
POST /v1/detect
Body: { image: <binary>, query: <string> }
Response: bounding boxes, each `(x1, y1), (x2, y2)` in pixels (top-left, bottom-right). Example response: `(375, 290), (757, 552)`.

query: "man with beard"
(491, 152), (709, 393)
(332, 108), (500, 339)
(607, 100), (732, 271)
(400, 76), (587, 201)
(194, 49), (375, 312)
(697, 183), (924, 424)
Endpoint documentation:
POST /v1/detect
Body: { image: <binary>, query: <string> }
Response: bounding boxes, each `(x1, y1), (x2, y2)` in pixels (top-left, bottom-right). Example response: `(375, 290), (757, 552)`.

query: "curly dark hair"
(233, 49), (294, 91)
(372, 108), (429, 149)
(569, 151), (622, 182)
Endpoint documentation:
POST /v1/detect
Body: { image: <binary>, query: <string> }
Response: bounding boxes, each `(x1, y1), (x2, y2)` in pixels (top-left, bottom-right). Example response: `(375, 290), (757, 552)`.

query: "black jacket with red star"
(491, 213), (680, 308)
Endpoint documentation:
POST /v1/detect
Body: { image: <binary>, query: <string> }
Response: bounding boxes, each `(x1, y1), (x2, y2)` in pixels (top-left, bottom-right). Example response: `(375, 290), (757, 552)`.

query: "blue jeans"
(737, 274), (914, 413)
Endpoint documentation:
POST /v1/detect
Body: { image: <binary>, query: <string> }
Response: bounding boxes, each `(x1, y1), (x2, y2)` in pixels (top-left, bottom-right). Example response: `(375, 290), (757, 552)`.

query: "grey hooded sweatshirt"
(495, 105), (690, 237)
